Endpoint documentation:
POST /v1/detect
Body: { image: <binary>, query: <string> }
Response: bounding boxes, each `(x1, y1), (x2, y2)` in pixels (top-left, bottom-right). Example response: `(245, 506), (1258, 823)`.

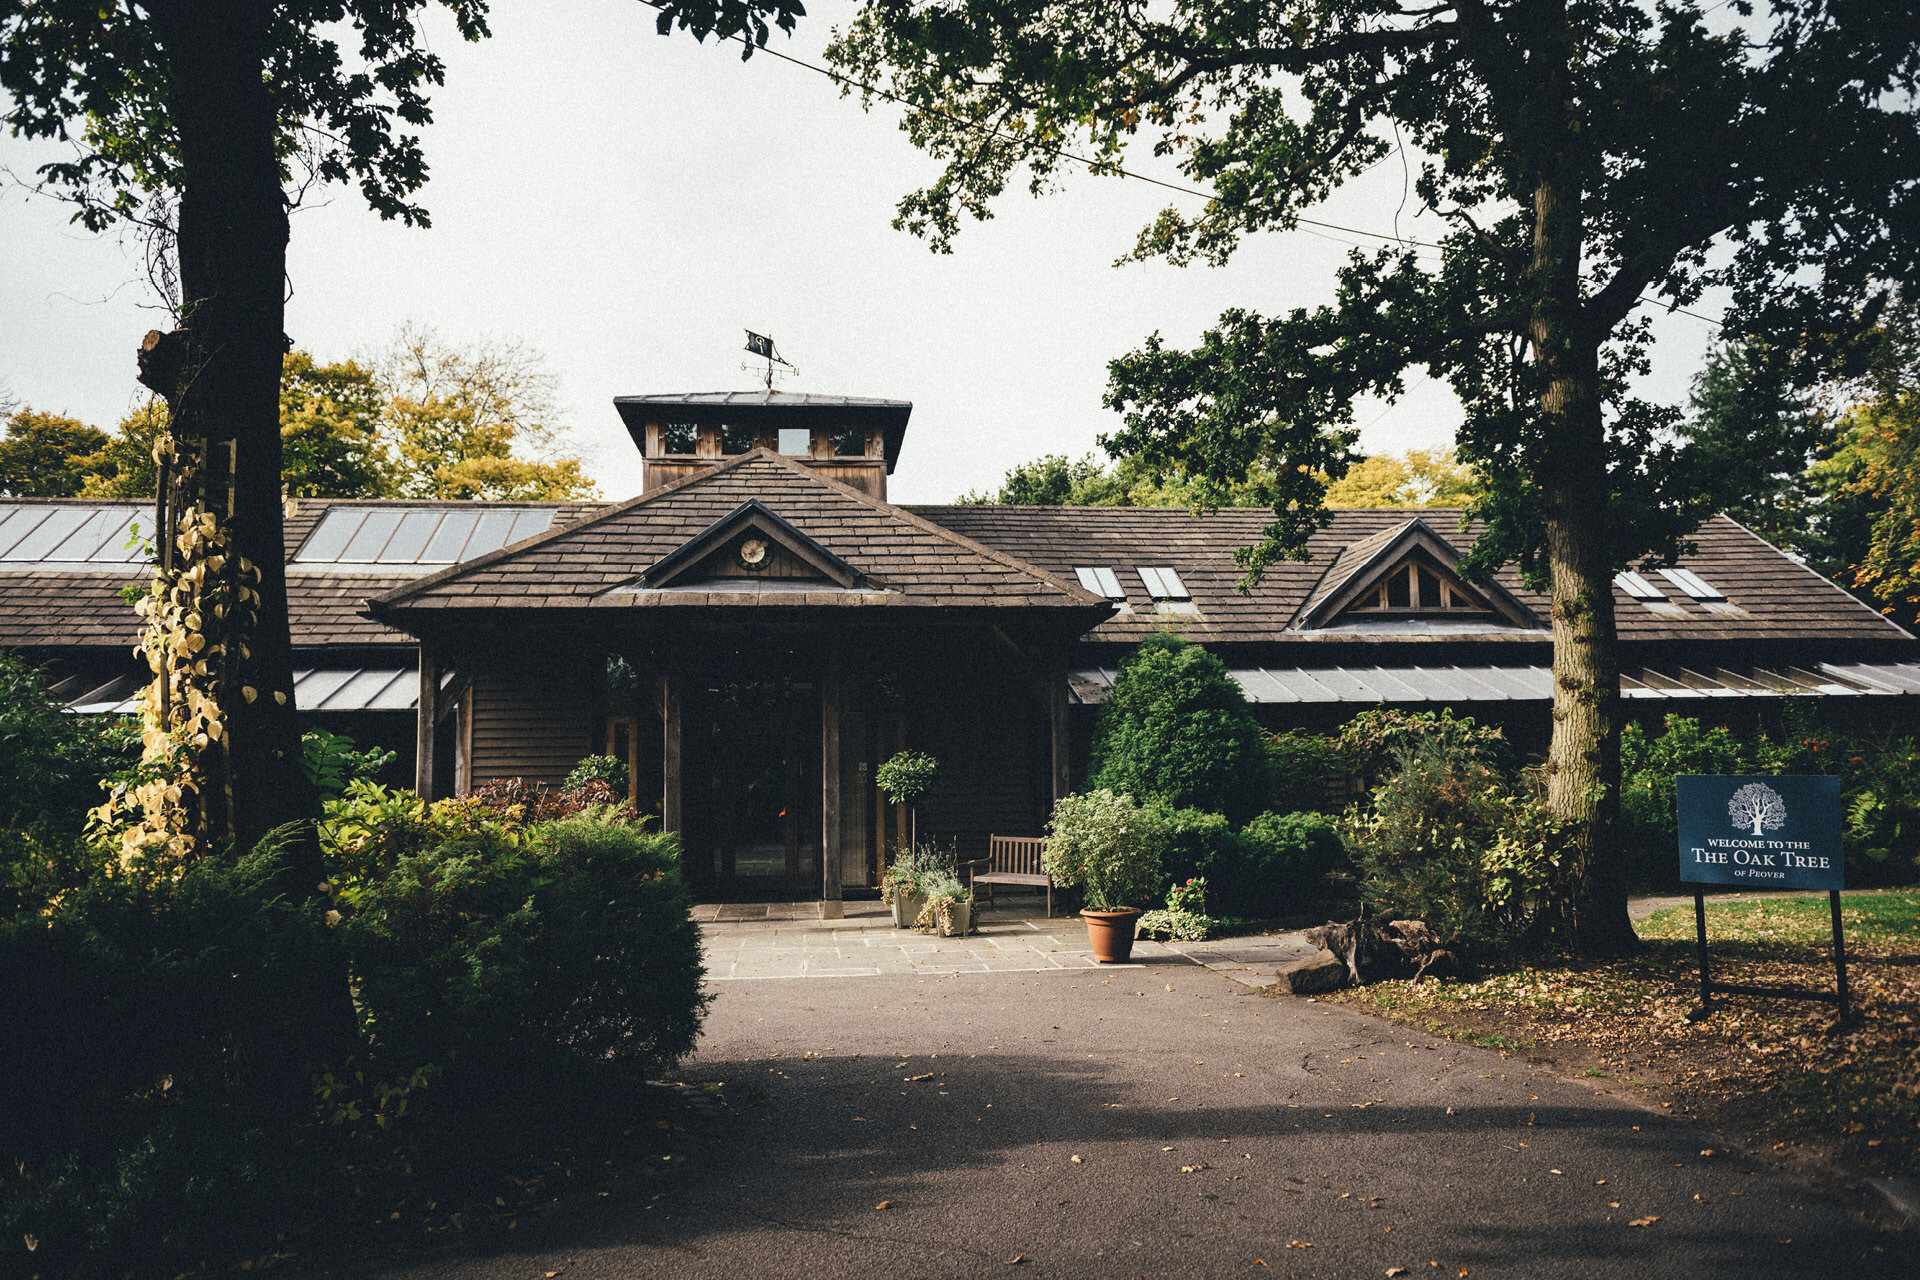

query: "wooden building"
(4, 390), (1917, 903)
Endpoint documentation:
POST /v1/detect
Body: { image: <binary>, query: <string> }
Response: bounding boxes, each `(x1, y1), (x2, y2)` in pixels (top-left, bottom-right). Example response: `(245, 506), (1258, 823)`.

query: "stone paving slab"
(695, 902), (1321, 986)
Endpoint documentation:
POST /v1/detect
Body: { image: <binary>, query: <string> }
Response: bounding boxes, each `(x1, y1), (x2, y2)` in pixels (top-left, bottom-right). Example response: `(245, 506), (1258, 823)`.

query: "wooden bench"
(967, 835), (1053, 917)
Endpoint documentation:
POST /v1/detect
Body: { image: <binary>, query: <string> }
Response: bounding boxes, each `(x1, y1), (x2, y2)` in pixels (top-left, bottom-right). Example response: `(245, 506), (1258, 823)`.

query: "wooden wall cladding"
(469, 664), (594, 788)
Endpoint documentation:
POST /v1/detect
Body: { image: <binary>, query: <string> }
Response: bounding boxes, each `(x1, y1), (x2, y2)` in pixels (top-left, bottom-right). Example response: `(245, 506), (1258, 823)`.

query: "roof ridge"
(747, 451), (1110, 605)
(366, 449), (771, 609)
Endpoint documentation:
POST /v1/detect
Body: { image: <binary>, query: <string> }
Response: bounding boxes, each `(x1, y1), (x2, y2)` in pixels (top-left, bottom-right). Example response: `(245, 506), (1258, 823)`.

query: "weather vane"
(742, 330), (798, 392)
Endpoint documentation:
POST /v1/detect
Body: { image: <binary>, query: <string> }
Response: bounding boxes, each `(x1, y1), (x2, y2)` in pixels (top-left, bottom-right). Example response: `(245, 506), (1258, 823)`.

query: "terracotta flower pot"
(1081, 907), (1143, 963)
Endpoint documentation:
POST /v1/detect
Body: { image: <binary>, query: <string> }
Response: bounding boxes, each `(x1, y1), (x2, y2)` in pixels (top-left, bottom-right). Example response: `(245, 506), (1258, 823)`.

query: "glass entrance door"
(684, 670), (820, 901)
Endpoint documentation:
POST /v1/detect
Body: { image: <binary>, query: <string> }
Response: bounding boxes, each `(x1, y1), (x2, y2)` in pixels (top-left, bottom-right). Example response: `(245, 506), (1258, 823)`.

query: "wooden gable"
(1297, 517), (1539, 630)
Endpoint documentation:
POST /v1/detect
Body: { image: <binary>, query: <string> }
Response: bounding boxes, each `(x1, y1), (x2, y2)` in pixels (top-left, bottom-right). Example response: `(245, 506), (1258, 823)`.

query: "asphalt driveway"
(373, 921), (1912, 1279)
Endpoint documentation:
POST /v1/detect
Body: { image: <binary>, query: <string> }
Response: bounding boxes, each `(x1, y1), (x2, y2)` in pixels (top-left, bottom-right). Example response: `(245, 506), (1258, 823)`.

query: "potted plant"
(875, 749), (939, 848)
(912, 871), (973, 937)
(1043, 789), (1169, 963)
(881, 843), (945, 929)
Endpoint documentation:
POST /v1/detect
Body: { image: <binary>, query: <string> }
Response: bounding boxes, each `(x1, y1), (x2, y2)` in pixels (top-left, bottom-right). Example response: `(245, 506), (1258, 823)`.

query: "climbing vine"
(93, 438), (263, 875)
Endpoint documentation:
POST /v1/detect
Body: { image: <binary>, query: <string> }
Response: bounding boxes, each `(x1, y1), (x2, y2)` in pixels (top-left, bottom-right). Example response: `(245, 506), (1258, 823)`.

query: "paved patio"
(694, 899), (1319, 986)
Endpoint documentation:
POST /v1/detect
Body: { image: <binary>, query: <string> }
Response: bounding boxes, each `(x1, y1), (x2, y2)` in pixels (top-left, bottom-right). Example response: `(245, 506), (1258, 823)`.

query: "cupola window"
(660, 422), (698, 453)
(720, 422), (756, 454)
(778, 427), (811, 456)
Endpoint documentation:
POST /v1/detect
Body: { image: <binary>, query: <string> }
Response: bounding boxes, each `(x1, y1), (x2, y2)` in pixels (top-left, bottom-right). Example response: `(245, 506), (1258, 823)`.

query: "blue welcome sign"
(1676, 774), (1844, 891)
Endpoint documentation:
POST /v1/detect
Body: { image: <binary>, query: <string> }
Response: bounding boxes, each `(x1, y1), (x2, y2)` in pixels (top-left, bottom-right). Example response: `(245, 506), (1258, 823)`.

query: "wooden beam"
(661, 673), (682, 836)
(414, 648), (438, 799)
(1049, 657), (1072, 805)
(821, 634), (843, 914)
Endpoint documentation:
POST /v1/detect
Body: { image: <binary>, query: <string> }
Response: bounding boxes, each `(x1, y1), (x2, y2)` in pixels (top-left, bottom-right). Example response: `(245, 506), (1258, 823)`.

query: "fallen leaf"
(1549, 1169), (1564, 1176)
(1070, 1154), (1084, 1163)
(1388, 1270), (1409, 1278)
(874, 1201), (891, 1211)
(906, 1073), (934, 1082)
(1288, 1240), (1313, 1249)
(1005, 1254), (1027, 1266)
(1628, 1216), (1659, 1228)
(1253, 1260), (1268, 1268)
(1181, 1164), (1210, 1173)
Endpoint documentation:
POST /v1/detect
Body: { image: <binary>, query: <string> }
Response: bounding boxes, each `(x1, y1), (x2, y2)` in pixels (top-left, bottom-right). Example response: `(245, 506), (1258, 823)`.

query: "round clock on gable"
(737, 537), (771, 571)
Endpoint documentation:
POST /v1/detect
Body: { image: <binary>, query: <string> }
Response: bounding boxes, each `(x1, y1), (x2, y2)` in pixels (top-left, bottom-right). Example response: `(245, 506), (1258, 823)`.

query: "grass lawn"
(1326, 890), (1920, 1183)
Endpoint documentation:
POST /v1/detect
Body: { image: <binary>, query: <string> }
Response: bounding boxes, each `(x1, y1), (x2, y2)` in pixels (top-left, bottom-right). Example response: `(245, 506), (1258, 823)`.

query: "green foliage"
(1239, 811), (1345, 905)
(1332, 707), (1512, 784)
(1323, 450), (1484, 509)
(880, 841), (953, 906)
(1264, 728), (1351, 814)
(0, 407), (109, 497)
(1621, 712), (1920, 885)
(301, 728), (397, 801)
(957, 450), (1281, 508)
(565, 753), (629, 795)
(1043, 789), (1168, 911)
(1682, 340), (1829, 557)
(1088, 635), (1271, 824)
(1138, 877), (1215, 940)
(332, 799), (707, 1092)
(876, 748), (939, 804)
(1344, 738), (1566, 948)
(0, 648), (141, 832)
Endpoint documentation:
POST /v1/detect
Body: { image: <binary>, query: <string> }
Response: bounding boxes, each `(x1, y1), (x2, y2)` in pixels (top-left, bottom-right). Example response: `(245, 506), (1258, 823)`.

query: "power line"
(660, 5), (1725, 331)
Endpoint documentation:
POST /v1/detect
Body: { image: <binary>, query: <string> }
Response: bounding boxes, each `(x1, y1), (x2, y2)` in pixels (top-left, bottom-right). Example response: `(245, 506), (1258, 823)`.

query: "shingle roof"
(369, 450), (1109, 619)
(910, 506), (1912, 645)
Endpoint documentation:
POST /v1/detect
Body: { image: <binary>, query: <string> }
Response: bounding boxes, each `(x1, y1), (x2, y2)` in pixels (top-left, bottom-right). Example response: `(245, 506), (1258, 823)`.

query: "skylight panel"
(296, 509), (365, 562)
(420, 510), (480, 562)
(1658, 567), (1726, 600)
(0, 504), (147, 564)
(1136, 566), (1190, 600)
(468, 510), (520, 555)
(1613, 571), (1664, 600)
(379, 512), (442, 563)
(1075, 566), (1125, 599)
(340, 510), (404, 562)
(506, 509), (555, 544)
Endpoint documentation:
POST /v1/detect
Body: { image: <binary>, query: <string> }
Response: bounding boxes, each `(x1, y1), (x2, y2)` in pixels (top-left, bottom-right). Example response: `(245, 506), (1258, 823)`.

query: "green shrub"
(301, 728), (398, 801)
(875, 749), (939, 804)
(1154, 806), (1239, 888)
(564, 753), (628, 794)
(1043, 790), (1168, 911)
(0, 648), (140, 832)
(1087, 635), (1271, 823)
(1138, 877), (1215, 940)
(1265, 729), (1350, 814)
(1237, 811), (1345, 914)
(880, 842), (953, 906)
(1333, 707), (1511, 785)
(1343, 738), (1565, 948)
(1620, 715), (1749, 885)
(336, 803), (707, 1093)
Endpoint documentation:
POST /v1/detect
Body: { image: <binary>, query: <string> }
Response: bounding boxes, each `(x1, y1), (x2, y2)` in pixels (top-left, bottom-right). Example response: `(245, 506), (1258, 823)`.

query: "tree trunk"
(155, 0), (322, 878)
(1526, 97), (1638, 956)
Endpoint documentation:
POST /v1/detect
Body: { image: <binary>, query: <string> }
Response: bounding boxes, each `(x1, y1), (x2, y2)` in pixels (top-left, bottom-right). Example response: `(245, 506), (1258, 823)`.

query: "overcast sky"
(0, 0), (1724, 505)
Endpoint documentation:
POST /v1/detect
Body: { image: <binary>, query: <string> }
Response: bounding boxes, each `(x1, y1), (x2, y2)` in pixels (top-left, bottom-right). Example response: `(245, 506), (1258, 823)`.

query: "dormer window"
(1351, 560), (1488, 612)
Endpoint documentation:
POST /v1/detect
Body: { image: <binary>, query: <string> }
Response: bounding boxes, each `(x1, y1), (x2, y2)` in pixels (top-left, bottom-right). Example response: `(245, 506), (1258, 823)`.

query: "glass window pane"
(89, 510), (145, 562)
(1386, 565), (1411, 607)
(46, 508), (120, 560)
(720, 422), (755, 454)
(1417, 564), (1443, 608)
(832, 425), (867, 456)
(778, 427), (811, 456)
(507, 508), (555, 545)
(420, 510), (480, 562)
(1096, 567), (1124, 598)
(298, 509), (366, 562)
(7, 508), (91, 560)
(378, 512), (441, 563)
(340, 510), (403, 561)
(1156, 568), (1189, 599)
(1075, 567), (1103, 594)
(0, 507), (48, 558)
(467, 510), (519, 555)
(660, 422), (697, 453)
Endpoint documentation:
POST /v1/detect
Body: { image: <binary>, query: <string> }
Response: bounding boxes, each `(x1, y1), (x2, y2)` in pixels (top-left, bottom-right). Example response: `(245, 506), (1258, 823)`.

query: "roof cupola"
(613, 392), (912, 500)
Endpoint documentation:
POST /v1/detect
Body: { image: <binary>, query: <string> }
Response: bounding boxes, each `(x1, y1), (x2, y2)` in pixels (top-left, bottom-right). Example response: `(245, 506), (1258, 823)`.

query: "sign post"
(1676, 775), (1848, 1022)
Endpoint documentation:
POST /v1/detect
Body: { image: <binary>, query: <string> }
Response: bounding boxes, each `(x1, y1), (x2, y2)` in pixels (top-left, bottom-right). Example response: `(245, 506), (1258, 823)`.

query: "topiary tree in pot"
(1087, 635), (1271, 825)
(1044, 789), (1169, 962)
(876, 748), (939, 849)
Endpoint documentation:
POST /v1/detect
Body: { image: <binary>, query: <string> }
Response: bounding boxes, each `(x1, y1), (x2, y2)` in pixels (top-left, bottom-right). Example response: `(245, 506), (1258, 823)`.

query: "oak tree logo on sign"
(1728, 781), (1787, 837)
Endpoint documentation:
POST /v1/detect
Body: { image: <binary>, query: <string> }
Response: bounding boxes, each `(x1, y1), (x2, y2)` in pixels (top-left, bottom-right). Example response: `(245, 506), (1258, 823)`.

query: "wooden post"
(821, 635), (844, 916)
(414, 648), (438, 799)
(1048, 658), (1072, 805)
(661, 673), (682, 836)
